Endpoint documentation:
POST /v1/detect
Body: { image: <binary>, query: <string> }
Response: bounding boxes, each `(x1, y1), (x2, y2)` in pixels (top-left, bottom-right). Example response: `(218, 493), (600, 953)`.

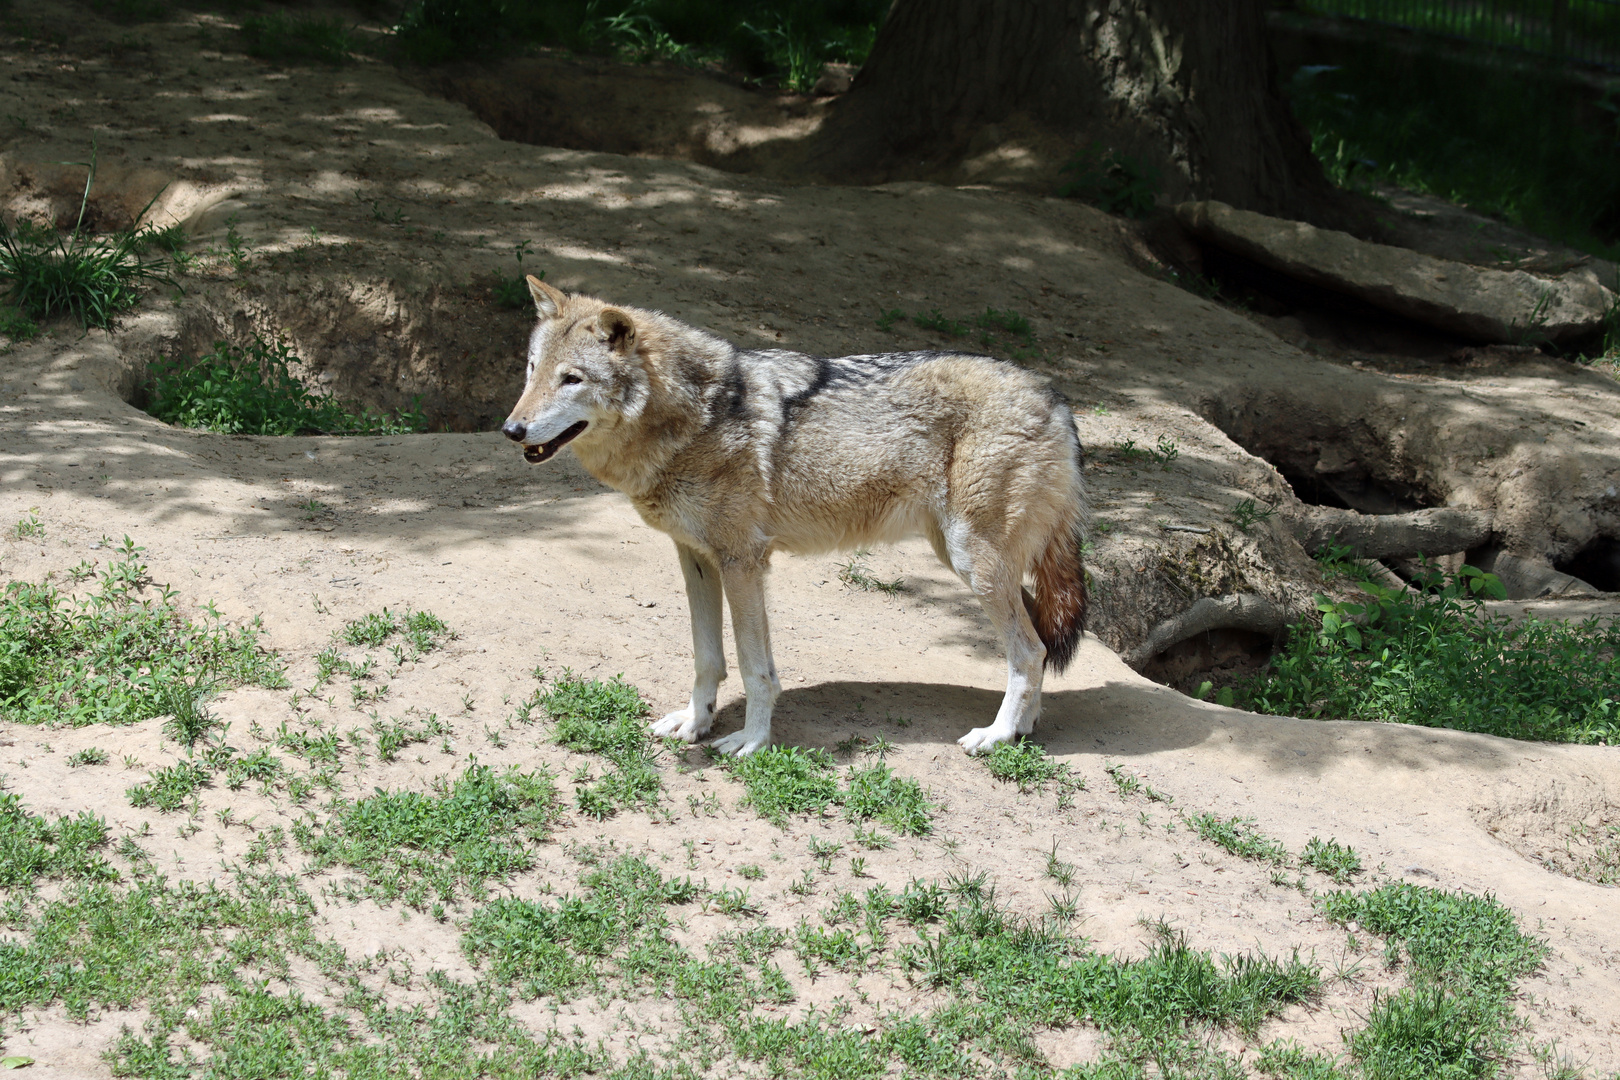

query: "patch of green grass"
(66, 746), (108, 768)
(240, 11), (356, 65)
(125, 759), (209, 813)
(1320, 882), (1546, 1080)
(1241, 565), (1620, 744)
(143, 336), (428, 437)
(461, 853), (700, 996)
(0, 156), (174, 329)
(837, 548), (904, 593)
(0, 304), (38, 342)
(0, 792), (117, 885)
(1301, 837), (1363, 884)
(982, 741), (1086, 804)
(730, 745), (839, 826)
(296, 763), (561, 907)
(1058, 142), (1161, 219)
(0, 538), (286, 728)
(1114, 434), (1179, 470)
(340, 607), (453, 654)
(1188, 813), (1292, 866)
(541, 673), (662, 818)
(841, 762), (934, 836)
(392, 0), (884, 89)
(1286, 47), (1620, 258)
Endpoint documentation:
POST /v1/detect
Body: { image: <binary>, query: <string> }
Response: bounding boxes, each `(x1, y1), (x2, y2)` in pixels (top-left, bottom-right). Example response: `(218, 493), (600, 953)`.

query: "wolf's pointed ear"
(528, 276), (565, 319)
(598, 308), (637, 355)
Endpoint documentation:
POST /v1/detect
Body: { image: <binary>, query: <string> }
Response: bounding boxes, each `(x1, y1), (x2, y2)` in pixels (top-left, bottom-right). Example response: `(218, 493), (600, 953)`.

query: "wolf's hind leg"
(948, 537), (1046, 754)
(653, 543), (726, 743)
(709, 560), (777, 756)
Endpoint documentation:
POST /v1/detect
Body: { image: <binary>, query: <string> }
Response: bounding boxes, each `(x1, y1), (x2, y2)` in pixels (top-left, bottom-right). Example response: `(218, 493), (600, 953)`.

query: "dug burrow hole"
(1138, 628), (1276, 700)
(1556, 536), (1620, 594)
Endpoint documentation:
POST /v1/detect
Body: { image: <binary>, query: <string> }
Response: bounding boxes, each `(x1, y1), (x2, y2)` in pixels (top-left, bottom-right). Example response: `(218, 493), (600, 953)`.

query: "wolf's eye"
(560, 373), (582, 386)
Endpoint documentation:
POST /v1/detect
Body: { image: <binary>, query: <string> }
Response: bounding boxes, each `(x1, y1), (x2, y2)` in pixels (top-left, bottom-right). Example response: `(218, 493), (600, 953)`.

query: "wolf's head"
(501, 277), (649, 464)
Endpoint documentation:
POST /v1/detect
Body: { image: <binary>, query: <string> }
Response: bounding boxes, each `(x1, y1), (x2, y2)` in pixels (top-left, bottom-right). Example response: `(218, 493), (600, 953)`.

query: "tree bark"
(798, 0), (1334, 219)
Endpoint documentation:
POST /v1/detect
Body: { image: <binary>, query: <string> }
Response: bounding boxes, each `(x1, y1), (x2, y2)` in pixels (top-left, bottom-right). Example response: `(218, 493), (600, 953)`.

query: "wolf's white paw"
(958, 725), (1015, 755)
(651, 707), (710, 743)
(710, 729), (769, 756)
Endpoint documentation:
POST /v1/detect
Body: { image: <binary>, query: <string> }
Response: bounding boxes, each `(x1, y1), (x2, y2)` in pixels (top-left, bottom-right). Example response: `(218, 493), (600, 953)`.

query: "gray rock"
(1176, 200), (1616, 344)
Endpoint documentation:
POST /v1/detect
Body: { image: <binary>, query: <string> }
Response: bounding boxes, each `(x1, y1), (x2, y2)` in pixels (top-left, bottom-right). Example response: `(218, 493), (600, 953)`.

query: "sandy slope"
(0, 3), (1618, 1075)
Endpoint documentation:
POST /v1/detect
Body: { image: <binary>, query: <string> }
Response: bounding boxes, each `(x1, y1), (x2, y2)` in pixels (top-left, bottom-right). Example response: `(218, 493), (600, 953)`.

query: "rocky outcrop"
(1177, 200), (1615, 344)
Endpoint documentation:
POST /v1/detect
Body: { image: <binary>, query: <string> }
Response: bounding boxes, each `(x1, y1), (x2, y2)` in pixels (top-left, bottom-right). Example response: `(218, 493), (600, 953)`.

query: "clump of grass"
(0, 156), (174, 329)
(240, 11), (356, 64)
(125, 759), (210, 813)
(297, 763), (560, 907)
(1302, 836), (1363, 884)
(461, 853), (700, 997)
(541, 673), (662, 818)
(0, 304), (39, 343)
(0, 538), (286, 727)
(1321, 882), (1546, 1078)
(982, 741), (1085, 803)
(1058, 142), (1161, 218)
(841, 762), (934, 836)
(0, 792), (117, 885)
(66, 747), (108, 768)
(143, 336), (428, 436)
(730, 745), (839, 827)
(837, 549), (903, 594)
(1241, 564), (1620, 745)
(340, 608), (453, 654)
(1188, 813), (1292, 866)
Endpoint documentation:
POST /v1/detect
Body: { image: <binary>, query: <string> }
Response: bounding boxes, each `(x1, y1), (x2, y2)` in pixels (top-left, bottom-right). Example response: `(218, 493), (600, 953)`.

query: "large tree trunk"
(796, 0), (1334, 219)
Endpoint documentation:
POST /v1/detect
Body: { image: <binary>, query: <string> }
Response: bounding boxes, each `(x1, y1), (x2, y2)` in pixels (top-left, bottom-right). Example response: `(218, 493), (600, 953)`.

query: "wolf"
(501, 277), (1089, 755)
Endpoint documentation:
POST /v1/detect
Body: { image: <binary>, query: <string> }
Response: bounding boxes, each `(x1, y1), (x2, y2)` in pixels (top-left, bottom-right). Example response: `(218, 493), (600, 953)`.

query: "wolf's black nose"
(501, 420), (527, 442)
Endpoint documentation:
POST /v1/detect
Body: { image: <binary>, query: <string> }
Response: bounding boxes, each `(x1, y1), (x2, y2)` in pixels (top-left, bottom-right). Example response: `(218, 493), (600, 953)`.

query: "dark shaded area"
(1557, 536), (1620, 593)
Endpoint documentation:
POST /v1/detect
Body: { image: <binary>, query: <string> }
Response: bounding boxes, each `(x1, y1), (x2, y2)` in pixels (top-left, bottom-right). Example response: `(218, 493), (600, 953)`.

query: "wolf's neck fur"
(569, 310), (720, 499)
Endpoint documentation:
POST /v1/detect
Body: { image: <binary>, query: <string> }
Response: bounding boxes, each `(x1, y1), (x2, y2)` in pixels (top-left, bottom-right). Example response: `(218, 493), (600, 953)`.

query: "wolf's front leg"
(709, 560), (777, 756)
(652, 543), (726, 743)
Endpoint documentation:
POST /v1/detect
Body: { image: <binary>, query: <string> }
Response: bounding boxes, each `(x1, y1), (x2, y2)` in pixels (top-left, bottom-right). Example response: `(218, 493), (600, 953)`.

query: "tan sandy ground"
(2, 4), (1620, 1077)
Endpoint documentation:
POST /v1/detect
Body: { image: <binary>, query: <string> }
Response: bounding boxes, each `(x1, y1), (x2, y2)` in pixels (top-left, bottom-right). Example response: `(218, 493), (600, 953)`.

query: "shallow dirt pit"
(2, 3), (1620, 1076)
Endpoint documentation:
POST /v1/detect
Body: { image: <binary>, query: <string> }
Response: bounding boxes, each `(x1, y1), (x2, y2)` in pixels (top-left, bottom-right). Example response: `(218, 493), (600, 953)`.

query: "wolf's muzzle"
(522, 420), (588, 464)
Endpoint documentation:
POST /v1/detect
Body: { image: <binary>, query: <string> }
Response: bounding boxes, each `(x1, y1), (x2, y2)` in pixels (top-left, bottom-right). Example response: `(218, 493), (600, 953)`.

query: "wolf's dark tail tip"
(1032, 524), (1088, 674)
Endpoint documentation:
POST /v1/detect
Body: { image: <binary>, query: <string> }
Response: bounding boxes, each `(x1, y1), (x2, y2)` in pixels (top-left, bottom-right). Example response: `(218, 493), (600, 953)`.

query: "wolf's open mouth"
(523, 420), (588, 463)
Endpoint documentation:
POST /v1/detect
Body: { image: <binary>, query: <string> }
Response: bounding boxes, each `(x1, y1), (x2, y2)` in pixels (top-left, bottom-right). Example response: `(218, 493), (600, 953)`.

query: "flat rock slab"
(1177, 200), (1615, 344)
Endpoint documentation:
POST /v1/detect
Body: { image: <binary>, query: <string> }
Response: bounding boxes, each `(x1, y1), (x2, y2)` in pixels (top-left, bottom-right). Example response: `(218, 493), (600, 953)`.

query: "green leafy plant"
(492, 243), (542, 310)
(0, 538), (286, 728)
(0, 792), (117, 884)
(0, 155), (174, 329)
(837, 549), (903, 594)
(1229, 497), (1278, 533)
(125, 759), (210, 812)
(1243, 563), (1620, 744)
(66, 747), (108, 768)
(1058, 142), (1161, 218)
(730, 745), (839, 827)
(1114, 434), (1179, 469)
(542, 673), (662, 818)
(1301, 836), (1363, 884)
(143, 336), (428, 436)
(241, 12), (356, 65)
(982, 741), (1085, 804)
(1189, 813), (1292, 866)
(841, 762), (934, 837)
(298, 764), (560, 907)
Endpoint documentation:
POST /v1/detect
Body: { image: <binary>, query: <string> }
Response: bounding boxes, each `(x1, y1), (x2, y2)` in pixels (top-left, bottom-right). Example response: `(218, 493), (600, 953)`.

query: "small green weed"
(841, 762), (934, 837)
(982, 741), (1085, 805)
(1114, 434), (1179, 470)
(125, 759), (209, 813)
(1189, 813), (1292, 866)
(13, 511), (42, 540)
(910, 309), (970, 337)
(1301, 837), (1363, 884)
(1058, 142), (1161, 219)
(0, 539), (286, 727)
(241, 12), (356, 64)
(0, 304), (39, 342)
(298, 763), (560, 907)
(731, 745), (838, 827)
(1563, 820), (1620, 885)
(875, 306), (905, 331)
(837, 549), (903, 594)
(144, 336), (428, 437)
(492, 244), (543, 309)
(542, 673), (662, 818)
(974, 307), (1033, 345)
(0, 792), (117, 884)
(66, 747), (108, 768)
(0, 155), (174, 329)
(1229, 497), (1278, 533)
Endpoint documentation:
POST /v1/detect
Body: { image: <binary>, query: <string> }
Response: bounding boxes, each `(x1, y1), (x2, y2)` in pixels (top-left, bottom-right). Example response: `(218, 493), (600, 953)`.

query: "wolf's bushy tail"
(1029, 523), (1088, 673)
